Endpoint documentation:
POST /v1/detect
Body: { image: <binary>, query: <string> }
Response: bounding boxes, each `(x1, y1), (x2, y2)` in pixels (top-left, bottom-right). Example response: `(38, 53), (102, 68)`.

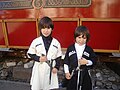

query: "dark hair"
(74, 26), (90, 42)
(38, 16), (54, 30)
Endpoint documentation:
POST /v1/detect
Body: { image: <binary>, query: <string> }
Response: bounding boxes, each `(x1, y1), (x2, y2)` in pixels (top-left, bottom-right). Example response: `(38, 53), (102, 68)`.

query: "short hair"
(74, 26), (90, 42)
(38, 16), (54, 30)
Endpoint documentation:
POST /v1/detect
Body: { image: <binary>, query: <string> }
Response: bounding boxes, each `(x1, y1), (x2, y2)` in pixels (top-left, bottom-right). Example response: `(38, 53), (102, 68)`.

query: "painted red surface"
(0, 22), (5, 46)
(52, 21), (77, 48)
(0, 0), (120, 19)
(83, 21), (120, 50)
(6, 21), (37, 46)
(0, 0), (120, 52)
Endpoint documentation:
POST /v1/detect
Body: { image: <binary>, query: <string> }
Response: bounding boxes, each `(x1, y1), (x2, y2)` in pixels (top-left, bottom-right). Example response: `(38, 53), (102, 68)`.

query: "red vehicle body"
(0, 0), (120, 53)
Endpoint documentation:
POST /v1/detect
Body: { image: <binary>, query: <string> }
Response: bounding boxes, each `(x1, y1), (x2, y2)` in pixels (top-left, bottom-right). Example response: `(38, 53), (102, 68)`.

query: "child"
(63, 26), (96, 90)
(27, 16), (62, 90)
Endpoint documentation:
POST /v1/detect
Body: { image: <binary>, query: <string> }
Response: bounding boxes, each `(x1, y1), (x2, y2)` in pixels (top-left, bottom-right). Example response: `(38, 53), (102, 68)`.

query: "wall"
(0, 0), (120, 52)
(0, 0), (120, 19)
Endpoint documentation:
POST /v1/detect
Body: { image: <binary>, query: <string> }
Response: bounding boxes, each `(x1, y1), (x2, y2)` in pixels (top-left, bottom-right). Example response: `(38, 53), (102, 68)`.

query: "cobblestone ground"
(0, 80), (30, 90)
(58, 62), (120, 90)
(0, 59), (120, 90)
(90, 62), (120, 90)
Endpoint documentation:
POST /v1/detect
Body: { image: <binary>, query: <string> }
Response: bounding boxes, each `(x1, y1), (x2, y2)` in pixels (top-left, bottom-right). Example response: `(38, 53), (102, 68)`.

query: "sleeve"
(64, 64), (69, 73)
(54, 42), (62, 70)
(63, 48), (70, 73)
(86, 60), (93, 66)
(64, 48), (69, 65)
(56, 42), (62, 57)
(27, 39), (40, 62)
(83, 46), (97, 66)
(90, 48), (97, 66)
(27, 40), (36, 55)
(54, 56), (61, 70)
(86, 47), (97, 69)
(27, 53), (40, 62)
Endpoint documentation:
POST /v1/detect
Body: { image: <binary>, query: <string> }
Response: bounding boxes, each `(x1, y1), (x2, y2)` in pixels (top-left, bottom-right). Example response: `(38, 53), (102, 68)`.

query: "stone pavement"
(0, 80), (31, 90)
(0, 80), (66, 90)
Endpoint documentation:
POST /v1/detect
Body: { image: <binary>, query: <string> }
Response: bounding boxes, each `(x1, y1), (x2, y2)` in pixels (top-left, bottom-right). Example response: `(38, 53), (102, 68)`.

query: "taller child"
(27, 16), (62, 90)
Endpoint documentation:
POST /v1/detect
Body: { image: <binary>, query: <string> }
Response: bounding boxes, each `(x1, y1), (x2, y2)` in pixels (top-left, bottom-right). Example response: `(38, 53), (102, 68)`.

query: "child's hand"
(65, 73), (71, 80)
(39, 55), (47, 62)
(52, 68), (58, 74)
(78, 58), (88, 65)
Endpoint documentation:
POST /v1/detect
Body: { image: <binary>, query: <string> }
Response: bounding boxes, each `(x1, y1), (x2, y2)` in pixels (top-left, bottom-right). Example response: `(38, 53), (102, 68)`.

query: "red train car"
(0, 0), (120, 53)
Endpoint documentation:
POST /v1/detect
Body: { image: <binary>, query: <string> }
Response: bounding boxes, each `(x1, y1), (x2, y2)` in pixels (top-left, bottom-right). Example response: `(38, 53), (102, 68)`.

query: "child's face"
(76, 35), (87, 46)
(41, 27), (52, 37)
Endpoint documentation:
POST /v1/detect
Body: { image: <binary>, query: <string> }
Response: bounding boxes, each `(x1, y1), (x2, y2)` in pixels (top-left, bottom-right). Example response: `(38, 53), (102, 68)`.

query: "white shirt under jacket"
(27, 36), (62, 90)
(64, 43), (93, 73)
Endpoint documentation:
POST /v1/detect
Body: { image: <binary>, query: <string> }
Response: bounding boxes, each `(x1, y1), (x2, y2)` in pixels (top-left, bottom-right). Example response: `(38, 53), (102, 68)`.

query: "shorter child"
(63, 26), (97, 90)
